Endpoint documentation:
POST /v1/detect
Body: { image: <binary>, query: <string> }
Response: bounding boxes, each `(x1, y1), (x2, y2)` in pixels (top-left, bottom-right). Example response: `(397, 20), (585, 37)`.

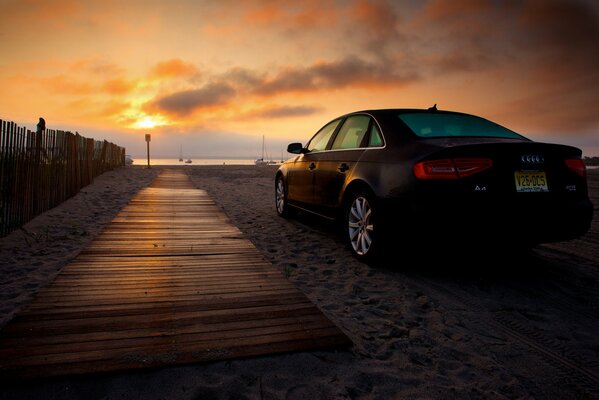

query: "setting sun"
(132, 115), (167, 130)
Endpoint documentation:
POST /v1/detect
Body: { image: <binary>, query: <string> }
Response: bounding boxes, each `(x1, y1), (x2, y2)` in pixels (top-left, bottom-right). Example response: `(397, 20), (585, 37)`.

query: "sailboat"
(255, 135), (268, 165)
(255, 136), (279, 165)
(179, 144), (183, 162)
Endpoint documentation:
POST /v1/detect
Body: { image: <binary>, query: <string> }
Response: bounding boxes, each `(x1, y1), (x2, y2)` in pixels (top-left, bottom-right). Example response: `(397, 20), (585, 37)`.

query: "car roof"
(343, 108), (473, 119)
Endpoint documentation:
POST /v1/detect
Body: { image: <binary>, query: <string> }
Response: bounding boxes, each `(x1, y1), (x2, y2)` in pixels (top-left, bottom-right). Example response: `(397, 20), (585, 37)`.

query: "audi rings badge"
(521, 154), (544, 164)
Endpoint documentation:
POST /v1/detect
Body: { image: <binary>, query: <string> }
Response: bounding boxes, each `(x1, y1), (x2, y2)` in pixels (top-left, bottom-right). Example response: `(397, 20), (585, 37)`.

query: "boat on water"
(185, 158), (192, 164)
(255, 135), (267, 165)
(255, 135), (278, 165)
(179, 145), (183, 162)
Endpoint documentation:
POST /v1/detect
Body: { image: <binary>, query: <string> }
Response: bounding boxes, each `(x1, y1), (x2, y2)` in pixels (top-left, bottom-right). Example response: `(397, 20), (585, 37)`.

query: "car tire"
(275, 175), (294, 218)
(345, 190), (379, 261)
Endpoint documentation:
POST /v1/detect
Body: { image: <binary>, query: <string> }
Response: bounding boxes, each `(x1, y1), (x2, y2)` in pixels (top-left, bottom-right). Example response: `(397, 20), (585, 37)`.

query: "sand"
(0, 167), (161, 328)
(1, 165), (597, 399)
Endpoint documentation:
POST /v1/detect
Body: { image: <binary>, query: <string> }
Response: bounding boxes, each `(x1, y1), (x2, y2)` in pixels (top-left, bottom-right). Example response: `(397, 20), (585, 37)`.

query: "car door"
(287, 118), (341, 209)
(313, 115), (372, 215)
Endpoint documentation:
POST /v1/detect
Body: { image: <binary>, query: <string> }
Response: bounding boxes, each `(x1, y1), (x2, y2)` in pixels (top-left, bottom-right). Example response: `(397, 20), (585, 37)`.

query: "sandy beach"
(1, 165), (597, 399)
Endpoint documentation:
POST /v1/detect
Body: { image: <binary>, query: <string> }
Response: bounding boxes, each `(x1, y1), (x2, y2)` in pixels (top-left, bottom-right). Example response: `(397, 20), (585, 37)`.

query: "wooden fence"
(0, 119), (126, 237)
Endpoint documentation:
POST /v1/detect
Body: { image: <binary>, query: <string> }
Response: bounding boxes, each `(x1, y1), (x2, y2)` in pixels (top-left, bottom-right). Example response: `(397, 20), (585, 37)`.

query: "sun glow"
(132, 115), (167, 129)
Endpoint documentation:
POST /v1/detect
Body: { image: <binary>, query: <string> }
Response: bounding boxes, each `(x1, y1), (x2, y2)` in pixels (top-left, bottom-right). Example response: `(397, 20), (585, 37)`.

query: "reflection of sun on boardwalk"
(0, 169), (350, 380)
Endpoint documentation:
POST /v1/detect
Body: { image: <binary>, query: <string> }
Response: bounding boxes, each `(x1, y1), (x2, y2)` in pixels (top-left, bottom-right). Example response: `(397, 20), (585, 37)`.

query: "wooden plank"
(0, 328), (345, 380)
(0, 314), (334, 348)
(25, 290), (308, 313)
(30, 284), (297, 302)
(0, 326), (344, 363)
(0, 169), (350, 380)
(2, 303), (322, 337)
(15, 297), (317, 322)
(1, 335), (346, 380)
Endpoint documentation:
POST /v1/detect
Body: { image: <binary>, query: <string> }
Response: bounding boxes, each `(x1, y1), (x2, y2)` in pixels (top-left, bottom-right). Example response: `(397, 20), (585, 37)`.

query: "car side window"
(307, 119), (341, 152)
(331, 115), (370, 150)
(369, 123), (384, 147)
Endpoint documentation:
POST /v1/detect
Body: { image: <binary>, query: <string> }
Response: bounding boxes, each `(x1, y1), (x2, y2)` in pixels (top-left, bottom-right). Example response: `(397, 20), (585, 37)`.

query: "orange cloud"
(69, 58), (124, 77)
(201, 24), (240, 37)
(245, 5), (283, 24)
(104, 99), (131, 115)
(243, 1), (338, 28)
(150, 59), (199, 79)
(42, 75), (95, 95)
(102, 78), (137, 95)
(4, 0), (81, 30)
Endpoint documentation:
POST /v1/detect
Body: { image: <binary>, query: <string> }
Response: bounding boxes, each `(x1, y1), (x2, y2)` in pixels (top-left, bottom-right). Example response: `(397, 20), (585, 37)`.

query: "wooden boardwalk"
(0, 169), (350, 380)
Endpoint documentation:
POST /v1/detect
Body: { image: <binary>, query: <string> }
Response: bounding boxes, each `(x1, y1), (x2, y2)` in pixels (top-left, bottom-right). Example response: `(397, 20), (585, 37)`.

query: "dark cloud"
(256, 57), (417, 95)
(507, 0), (599, 132)
(410, 1), (513, 72)
(414, 0), (599, 75)
(149, 56), (417, 117)
(223, 67), (264, 88)
(519, 0), (599, 47)
(412, 0), (599, 132)
(254, 105), (322, 118)
(350, 0), (404, 56)
(516, 0), (599, 74)
(149, 82), (235, 116)
(352, 0), (399, 37)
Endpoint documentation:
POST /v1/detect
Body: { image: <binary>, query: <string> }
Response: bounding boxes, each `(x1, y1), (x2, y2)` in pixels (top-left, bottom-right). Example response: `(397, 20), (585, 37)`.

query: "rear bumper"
(381, 195), (593, 244)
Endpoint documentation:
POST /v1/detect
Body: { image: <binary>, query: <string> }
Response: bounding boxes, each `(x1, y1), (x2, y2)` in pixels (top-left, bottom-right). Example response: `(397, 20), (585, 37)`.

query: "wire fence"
(0, 119), (126, 237)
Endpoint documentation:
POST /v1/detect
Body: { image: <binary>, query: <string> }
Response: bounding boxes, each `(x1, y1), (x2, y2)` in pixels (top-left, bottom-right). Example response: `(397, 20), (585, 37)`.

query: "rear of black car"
(409, 140), (593, 245)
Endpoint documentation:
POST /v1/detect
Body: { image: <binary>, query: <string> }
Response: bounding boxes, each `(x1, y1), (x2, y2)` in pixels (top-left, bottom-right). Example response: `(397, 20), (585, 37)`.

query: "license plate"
(514, 171), (549, 192)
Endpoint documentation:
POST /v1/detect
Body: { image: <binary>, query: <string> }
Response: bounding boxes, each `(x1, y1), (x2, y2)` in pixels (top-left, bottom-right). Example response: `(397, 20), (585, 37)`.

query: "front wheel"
(346, 191), (379, 261)
(275, 175), (294, 218)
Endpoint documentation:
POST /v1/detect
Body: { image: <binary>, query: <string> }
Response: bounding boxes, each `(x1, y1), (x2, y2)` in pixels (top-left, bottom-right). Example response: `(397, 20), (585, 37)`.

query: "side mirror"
(287, 143), (305, 154)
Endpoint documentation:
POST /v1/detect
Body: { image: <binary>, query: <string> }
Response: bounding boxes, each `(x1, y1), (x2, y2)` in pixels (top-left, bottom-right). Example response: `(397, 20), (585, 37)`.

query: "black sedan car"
(275, 108), (593, 260)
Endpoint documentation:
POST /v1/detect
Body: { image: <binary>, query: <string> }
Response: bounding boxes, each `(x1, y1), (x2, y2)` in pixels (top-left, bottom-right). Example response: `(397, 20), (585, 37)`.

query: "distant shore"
(1, 165), (597, 399)
(128, 157), (273, 166)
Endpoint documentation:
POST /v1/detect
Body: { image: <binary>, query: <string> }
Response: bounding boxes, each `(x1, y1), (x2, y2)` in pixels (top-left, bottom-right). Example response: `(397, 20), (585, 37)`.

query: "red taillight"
(413, 158), (493, 180)
(413, 159), (457, 179)
(565, 158), (586, 177)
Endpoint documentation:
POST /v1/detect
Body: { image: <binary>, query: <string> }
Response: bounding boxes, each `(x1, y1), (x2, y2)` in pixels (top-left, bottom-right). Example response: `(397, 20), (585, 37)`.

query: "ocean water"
(129, 158), (270, 166)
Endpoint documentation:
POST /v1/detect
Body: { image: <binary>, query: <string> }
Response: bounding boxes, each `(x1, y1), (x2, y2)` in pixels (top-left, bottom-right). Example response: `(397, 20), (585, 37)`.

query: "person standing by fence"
(36, 117), (45, 134)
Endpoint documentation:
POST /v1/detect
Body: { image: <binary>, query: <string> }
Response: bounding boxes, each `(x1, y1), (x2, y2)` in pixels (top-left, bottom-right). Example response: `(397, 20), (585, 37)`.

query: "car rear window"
(399, 113), (525, 139)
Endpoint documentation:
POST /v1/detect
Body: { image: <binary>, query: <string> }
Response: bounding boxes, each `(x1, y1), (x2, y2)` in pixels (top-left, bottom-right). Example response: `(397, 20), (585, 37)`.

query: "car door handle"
(338, 163), (349, 172)
(308, 162), (316, 171)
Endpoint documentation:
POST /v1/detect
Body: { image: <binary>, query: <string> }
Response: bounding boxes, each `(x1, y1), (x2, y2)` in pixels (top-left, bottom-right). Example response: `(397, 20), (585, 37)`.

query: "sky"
(1, 0), (598, 158)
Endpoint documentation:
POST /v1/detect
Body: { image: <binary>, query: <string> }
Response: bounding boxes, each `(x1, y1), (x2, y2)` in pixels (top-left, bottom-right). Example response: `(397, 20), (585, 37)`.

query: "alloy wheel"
(348, 196), (374, 256)
(276, 178), (286, 215)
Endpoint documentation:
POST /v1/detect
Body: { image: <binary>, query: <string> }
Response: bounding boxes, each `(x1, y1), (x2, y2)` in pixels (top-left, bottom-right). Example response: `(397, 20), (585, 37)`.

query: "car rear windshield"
(399, 113), (525, 139)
